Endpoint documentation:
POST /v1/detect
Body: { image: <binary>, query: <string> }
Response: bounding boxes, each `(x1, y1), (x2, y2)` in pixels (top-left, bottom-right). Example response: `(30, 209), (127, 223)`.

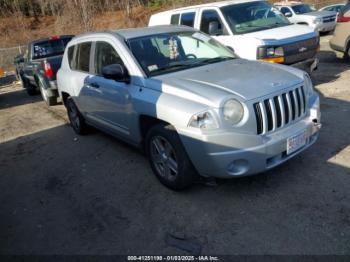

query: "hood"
(244, 24), (317, 45)
(150, 59), (303, 107)
(301, 10), (337, 18)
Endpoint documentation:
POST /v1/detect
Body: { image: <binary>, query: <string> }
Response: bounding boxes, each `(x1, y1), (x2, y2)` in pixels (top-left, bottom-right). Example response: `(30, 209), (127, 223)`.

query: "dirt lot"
(0, 35), (349, 255)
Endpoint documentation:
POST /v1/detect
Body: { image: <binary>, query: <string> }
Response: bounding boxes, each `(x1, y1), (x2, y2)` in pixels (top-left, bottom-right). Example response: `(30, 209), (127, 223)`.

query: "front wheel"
(66, 97), (88, 135)
(145, 123), (197, 190)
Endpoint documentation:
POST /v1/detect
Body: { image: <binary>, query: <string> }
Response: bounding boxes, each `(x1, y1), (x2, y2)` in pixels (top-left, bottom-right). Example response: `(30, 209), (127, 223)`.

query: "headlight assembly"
(223, 99), (244, 125)
(313, 17), (322, 24)
(257, 46), (285, 63)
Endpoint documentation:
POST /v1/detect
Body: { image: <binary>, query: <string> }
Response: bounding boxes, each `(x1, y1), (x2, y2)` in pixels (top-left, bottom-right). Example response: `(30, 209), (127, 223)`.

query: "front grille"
(283, 37), (319, 64)
(253, 86), (306, 135)
(323, 15), (336, 23)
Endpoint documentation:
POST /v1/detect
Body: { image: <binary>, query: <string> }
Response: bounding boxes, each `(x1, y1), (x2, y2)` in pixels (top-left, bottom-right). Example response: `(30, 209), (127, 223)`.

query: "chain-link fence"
(0, 45), (27, 72)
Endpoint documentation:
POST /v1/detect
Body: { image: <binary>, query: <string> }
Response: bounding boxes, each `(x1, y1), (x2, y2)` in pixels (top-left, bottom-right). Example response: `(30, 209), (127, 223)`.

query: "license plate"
(287, 130), (307, 155)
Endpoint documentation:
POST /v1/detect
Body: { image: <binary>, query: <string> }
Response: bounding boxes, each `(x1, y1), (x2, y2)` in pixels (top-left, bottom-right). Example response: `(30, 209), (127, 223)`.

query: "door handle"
(86, 82), (100, 89)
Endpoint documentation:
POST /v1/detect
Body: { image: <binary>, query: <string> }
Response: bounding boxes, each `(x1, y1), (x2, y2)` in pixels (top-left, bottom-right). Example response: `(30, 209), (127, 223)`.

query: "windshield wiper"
(196, 56), (234, 65)
(152, 63), (191, 74)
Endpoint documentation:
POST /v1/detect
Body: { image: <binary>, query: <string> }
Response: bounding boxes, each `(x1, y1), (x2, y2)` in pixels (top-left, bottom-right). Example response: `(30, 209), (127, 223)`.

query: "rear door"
(69, 41), (94, 113)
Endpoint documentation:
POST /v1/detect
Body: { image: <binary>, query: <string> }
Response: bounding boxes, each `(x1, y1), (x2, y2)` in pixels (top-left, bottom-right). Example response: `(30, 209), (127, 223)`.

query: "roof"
(70, 25), (196, 43)
(113, 25), (195, 39)
(274, 1), (304, 6)
(158, 0), (264, 12)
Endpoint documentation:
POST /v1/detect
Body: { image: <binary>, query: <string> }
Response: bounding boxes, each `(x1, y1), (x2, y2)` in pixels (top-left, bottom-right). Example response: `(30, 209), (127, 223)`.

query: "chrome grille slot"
(323, 15), (336, 23)
(253, 86), (306, 135)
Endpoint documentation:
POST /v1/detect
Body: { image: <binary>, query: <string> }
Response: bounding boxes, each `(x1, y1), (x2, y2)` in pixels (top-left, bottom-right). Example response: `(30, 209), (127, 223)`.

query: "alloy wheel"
(150, 136), (178, 181)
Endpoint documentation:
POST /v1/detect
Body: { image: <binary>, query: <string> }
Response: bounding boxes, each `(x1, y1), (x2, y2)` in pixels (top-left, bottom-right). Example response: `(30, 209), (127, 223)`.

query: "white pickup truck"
(149, 0), (320, 73)
(274, 1), (337, 33)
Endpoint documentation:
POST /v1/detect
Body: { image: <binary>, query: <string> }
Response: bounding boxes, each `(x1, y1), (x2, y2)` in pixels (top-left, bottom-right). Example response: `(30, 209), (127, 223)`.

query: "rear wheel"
(66, 97), (88, 135)
(345, 44), (350, 60)
(146, 123), (197, 190)
(23, 78), (37, 96)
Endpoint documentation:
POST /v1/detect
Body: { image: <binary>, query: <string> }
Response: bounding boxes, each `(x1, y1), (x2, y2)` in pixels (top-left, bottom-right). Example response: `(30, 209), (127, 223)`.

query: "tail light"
(337, 13), (350, 22)
(44, 62), (54, 78)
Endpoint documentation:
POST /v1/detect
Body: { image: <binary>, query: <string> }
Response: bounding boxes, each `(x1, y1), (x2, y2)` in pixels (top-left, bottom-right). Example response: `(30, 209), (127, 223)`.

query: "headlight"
(303, 73), (314, 98)
(223, 99), (244, 125)
(188, 111), (218, 129)
(257, 46), (284, 63)
(313, 17), (322, 24)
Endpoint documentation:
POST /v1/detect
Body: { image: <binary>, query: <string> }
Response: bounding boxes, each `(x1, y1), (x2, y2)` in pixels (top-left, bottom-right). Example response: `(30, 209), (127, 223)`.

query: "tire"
(345, 45), (350, 61)
(23, 79), (38, 96)
(66, 97), (88, 135)
(145, 123), (197, 190)
(39, 80), (57, 106)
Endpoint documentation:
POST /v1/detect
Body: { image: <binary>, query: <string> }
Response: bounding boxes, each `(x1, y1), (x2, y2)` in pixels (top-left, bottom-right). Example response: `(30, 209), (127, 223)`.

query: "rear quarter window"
(67, 46), (75, 69)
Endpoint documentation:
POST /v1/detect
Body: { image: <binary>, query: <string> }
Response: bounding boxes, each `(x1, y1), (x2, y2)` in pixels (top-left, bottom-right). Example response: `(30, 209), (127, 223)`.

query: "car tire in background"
(38, 80), (57, 106)
(145, 123), (198, 190)
(66, 97), (88, 135)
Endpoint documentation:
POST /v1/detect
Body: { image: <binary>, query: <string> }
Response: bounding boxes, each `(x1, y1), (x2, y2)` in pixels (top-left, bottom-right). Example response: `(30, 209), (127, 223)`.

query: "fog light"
(227, 159), (249, 176)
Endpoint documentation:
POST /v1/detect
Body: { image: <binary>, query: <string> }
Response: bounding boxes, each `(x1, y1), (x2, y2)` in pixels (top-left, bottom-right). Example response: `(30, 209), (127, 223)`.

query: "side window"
(180, 12), (195, 27)
(171, 14), (180, 25)
(280, 7), (292, 15)
(200, 10), (225, 35)
(67, 46), (75, 69)
(94, 42), (124, 76)
(76, 42), (91, 72)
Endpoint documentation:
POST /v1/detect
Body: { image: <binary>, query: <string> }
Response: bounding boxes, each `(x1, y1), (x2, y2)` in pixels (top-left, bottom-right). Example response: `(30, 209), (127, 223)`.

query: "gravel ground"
(0, 35), (349, 255)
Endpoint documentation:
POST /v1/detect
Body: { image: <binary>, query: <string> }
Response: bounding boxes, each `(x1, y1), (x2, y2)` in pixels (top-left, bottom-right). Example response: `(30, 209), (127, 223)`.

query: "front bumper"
(291, 58), (319, 73)
(179, 96), (321, 178)
(312, 22), (336, 32)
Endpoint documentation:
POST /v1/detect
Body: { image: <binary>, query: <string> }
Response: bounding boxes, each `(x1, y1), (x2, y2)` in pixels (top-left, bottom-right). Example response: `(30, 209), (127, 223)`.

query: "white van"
(149, 0), (319, 72)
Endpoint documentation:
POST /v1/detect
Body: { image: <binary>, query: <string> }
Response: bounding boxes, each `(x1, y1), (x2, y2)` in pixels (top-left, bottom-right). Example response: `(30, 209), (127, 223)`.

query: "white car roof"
(160, 0), (264, 12)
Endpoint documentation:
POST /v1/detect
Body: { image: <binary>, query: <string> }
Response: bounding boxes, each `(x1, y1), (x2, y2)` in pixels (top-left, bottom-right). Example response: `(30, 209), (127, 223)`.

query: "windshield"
(32, 37), (72, 60)
(127, 31), (235, 77)
(221, 1), (290, 35)
(292, 4), (313, 14)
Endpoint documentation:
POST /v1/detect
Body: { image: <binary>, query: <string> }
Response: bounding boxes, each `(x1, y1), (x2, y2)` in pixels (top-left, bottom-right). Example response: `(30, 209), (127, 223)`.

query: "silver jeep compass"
(57, 26), (321, 190)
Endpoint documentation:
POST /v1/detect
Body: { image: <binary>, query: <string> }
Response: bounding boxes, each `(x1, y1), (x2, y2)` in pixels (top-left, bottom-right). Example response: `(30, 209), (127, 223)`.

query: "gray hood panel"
(152, 59), (303, 105)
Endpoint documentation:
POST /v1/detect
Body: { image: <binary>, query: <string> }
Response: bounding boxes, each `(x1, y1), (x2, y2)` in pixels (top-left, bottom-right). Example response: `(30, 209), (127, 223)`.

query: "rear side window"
(75, 42), (91, 72)
(171, 14), (180, 25)
(67, 46), (75, 69)
(180, 12), (195, 27)
(32, 37), (72, 60)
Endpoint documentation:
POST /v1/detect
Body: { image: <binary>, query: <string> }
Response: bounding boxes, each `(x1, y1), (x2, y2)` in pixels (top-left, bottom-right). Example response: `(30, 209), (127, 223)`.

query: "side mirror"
(226, 46), (235, 54)
(102, 64), (129, 83)
(15, 55), (24, 64)
(284, 12), (292, 17)
(208, 21), (223, 36)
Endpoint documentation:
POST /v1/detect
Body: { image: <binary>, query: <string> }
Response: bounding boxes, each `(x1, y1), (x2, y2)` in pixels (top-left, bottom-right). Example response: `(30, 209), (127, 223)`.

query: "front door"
(85, 41), (132, 137)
